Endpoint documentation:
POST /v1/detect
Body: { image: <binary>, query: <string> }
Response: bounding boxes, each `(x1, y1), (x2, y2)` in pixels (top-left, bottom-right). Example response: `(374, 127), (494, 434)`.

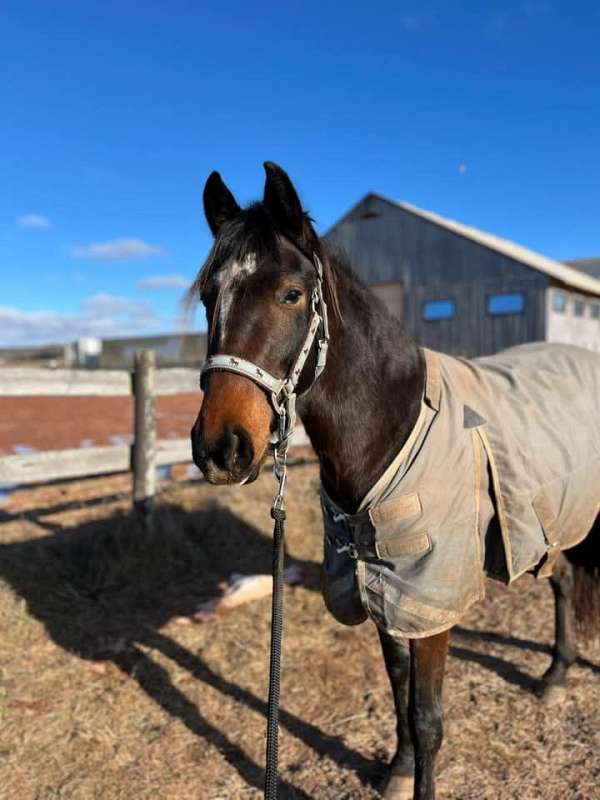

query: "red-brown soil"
(0, 395), (201, 454)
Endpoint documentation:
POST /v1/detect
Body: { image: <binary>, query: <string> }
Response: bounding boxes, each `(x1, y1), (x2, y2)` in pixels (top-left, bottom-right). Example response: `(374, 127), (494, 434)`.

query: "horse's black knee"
(388, 655), (410, 683)
(410, 703), (444, 757)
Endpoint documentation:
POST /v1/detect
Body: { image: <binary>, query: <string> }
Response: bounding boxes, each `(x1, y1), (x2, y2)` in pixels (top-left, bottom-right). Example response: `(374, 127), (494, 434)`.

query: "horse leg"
(409, 630), (449, 800)
(378, 629), (414, 799)
(540, 553), (577, 704)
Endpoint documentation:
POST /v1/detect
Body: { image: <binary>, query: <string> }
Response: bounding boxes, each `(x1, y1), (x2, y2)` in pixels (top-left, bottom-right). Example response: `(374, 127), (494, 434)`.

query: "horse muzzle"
(191, 423), (261, 486)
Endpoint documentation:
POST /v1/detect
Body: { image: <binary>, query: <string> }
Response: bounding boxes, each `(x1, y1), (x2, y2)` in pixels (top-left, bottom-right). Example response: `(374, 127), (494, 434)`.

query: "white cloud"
(82, 292), (157, 317)
(137, 274), (191, 291)
(0, 293), (161, 347)
(458, 163), (468, 176)
(70, 237), (164, 261)
(17, 214), (52, 229)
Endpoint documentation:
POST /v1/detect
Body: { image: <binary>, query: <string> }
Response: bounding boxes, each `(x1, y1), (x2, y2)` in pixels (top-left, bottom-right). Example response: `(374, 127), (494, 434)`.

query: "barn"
(324, 194), (600, 356)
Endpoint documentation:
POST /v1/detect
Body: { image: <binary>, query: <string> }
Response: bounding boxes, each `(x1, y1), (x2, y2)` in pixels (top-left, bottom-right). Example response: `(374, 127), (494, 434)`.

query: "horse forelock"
(190, 204), (280, 297)
(188, 200), (343, 341)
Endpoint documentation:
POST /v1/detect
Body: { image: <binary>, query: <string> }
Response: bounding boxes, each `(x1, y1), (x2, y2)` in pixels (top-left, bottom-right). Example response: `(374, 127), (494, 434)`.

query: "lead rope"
(264, 409), (289, 800)
(264, 503), (285, 798)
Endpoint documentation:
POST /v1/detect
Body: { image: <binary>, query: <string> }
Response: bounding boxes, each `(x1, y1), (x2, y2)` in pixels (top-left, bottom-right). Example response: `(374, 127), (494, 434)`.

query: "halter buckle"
(316, 339), (328, 378)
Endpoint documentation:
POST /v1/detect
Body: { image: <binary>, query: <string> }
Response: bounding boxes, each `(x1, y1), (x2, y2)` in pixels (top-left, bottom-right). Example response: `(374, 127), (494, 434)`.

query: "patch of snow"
(109, 434), (133, 446)
(12, 444), (38, 455)
(191, 566), (305, 620)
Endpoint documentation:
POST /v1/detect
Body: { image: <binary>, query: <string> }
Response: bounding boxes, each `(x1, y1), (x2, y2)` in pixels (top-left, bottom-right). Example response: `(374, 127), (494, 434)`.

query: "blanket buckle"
(333, 537), (358, 559)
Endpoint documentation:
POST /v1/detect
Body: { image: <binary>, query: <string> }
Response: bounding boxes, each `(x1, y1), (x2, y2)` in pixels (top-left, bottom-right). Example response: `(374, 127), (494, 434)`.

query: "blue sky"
(1, 1), (599, 346)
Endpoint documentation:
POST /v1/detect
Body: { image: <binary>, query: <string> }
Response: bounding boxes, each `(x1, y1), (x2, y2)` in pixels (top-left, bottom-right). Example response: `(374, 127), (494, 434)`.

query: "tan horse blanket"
(321, 343), (600, 638)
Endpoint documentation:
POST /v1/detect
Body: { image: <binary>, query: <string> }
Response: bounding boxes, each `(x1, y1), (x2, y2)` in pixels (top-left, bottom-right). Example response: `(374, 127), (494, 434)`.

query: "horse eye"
(281, 288), (302, 305)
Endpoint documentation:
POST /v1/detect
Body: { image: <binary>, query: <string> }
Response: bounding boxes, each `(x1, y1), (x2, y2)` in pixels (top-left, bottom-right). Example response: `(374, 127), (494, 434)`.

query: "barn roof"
(565, 257), (600, 280)
(344, 194), (600, 296)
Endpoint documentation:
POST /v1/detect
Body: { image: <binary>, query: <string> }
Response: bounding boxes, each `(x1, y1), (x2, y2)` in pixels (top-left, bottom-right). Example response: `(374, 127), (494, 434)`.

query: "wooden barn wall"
(324, 195), (548, 356)
(409, 278), (545, 357)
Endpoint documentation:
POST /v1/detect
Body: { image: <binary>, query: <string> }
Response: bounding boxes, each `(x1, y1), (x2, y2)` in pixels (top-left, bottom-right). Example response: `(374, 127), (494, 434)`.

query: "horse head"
(190, 162), (336, 486)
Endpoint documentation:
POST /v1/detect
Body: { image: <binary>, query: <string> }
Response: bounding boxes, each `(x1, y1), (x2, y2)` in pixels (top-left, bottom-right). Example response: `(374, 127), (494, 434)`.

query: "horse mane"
(323, 244), (390, 321)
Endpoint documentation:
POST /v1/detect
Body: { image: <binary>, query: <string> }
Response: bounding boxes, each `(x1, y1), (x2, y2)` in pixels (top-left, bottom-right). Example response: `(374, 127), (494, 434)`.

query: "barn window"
(574, 298), (586, 317)
(552, 291), (567, 313)
(423, 299), (456, 321)
(487, 292), (525, 315)
(591, 302), (600, 319)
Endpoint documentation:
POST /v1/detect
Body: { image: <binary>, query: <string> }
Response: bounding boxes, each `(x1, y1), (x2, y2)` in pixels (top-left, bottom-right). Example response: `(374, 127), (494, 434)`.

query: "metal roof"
(368, 195), (600, 296)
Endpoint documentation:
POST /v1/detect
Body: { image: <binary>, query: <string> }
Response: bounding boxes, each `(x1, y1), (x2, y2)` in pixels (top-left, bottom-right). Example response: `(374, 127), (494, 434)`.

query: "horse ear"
(263, 161), (304, 238)
(203, 171), (241, 236)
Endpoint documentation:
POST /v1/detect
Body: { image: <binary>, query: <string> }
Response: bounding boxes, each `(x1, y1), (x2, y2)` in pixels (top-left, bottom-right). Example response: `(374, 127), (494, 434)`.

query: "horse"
(189, 161), (600, 800)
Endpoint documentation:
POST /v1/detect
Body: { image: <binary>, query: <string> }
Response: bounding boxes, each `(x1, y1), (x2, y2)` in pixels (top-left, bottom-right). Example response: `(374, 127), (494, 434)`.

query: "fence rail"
(0, 367), (199, 396)
(0, 352), (309, 497)
(0, 352), (198, 492)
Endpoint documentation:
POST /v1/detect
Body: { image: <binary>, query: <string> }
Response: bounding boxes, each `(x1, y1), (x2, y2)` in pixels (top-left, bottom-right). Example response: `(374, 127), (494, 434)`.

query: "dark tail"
(566, 515), (600, 641)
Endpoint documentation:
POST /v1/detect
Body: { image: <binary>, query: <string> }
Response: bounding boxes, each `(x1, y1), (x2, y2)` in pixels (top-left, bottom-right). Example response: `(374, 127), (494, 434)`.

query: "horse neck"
(298, 262), (425, 513)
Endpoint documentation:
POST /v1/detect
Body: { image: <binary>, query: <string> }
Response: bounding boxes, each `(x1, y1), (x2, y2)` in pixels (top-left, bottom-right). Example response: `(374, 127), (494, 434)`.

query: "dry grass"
(0, 463), (599, 799)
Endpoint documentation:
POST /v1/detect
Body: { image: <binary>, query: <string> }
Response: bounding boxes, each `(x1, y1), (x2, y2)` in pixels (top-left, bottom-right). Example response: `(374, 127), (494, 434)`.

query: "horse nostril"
(190, 425), (207, 469)
(216, 425), (254, 474)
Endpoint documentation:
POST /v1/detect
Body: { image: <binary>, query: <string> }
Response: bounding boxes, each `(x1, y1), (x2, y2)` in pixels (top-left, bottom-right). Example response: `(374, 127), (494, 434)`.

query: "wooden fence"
(0, 350), (310, 510)
(0, 351), (198, 510)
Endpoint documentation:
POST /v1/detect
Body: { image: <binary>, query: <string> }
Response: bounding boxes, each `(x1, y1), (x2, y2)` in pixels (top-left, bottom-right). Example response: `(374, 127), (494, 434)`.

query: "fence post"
(133, 349), (156, 526)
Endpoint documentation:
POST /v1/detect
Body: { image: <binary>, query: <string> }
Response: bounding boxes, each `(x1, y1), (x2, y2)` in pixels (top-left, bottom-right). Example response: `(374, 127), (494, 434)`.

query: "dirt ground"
(0, 463), (598, 800)
(0, 395), (201, 454)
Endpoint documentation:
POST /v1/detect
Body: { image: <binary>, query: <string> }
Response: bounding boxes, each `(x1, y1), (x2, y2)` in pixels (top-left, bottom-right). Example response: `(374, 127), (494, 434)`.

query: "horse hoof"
(382, 773), (414, 800)
(541, 683), (567, 706)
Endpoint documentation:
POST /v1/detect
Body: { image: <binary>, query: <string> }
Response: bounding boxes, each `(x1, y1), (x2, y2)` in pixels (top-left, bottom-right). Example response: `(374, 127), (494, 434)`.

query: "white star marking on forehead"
(218, 253), (258, 338)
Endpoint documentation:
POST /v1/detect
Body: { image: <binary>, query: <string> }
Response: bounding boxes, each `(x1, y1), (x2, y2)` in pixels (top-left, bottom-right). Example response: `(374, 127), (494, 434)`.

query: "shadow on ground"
(4, 497), (596, 796)
(451, 625), (600, 694)
(0, 500), (380, 796)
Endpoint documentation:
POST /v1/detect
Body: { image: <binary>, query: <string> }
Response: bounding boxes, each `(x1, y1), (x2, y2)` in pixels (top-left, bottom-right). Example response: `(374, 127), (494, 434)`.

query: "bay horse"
(190, 162), (600, 799)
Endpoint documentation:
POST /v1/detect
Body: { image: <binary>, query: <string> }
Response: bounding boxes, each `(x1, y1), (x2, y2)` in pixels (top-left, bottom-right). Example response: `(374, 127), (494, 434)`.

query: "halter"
(200, 252), (330, 507)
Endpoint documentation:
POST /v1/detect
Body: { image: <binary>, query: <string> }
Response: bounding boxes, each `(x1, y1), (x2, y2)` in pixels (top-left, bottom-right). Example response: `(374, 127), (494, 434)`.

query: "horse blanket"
(321, 343), (600, 638)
